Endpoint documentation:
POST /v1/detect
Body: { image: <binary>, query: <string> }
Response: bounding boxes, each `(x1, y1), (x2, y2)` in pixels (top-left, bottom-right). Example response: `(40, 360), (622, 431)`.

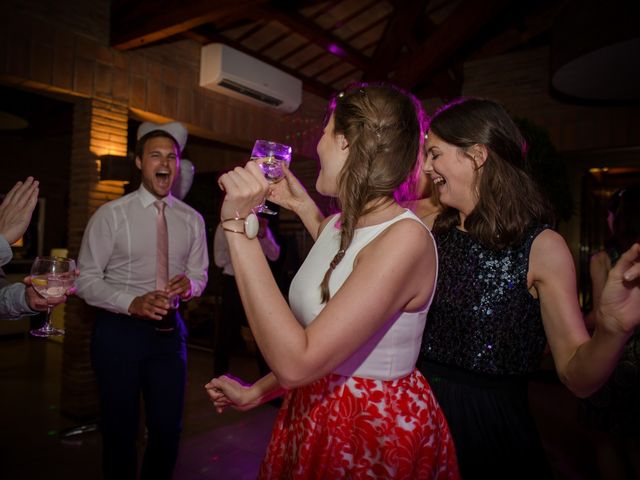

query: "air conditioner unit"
(199, 43), (302, 113)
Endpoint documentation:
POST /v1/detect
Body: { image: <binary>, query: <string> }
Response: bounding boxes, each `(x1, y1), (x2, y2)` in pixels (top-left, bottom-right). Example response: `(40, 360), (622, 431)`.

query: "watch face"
(245, 213), (259, 239)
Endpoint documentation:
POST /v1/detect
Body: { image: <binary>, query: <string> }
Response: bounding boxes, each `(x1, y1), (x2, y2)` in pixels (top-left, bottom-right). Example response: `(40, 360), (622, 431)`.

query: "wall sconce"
(99, 154), (131, 181)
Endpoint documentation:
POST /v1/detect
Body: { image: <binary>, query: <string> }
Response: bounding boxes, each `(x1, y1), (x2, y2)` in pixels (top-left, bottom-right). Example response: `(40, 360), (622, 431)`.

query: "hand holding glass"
(251, 140), (292, 215)
(30, 256), (76, 337)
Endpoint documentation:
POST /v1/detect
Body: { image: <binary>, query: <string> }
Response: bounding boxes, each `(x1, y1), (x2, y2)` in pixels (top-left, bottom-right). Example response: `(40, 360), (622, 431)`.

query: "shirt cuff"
(115, 293), (137, 315)
(21, 286), (39, 315)
(0, 235), (12, 267)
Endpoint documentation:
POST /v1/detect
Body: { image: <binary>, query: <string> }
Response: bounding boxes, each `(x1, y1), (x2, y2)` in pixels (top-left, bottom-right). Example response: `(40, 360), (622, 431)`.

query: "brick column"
(61, 96), (128, 419)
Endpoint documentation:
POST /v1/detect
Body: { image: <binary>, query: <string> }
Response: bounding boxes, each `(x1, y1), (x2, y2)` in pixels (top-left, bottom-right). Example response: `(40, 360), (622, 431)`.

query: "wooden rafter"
(329, 0), (380, 31)
(469, 1), (564, 60)
(110, 0), (267, 51)
(258, 4), (373, 71)
(363, 0), (431, 81)
(390, 0), (510, 89)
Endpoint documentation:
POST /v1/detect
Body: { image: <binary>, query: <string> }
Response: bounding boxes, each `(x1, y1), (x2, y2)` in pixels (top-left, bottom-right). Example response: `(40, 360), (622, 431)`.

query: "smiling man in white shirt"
(77, 121), (208, 480)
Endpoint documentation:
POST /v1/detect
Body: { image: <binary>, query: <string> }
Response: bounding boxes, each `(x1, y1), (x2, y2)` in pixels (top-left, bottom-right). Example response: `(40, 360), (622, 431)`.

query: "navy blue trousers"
(214, 273), (269, 377)
(91, 309), (187, 480)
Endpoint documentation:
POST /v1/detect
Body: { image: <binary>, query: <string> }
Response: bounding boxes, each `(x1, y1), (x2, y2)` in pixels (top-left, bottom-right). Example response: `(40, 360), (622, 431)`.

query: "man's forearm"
(0, 283), (37, 319)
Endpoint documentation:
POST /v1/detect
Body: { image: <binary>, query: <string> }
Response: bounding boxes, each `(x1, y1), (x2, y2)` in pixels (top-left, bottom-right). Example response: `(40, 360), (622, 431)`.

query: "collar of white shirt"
(137, 184), (176, 209)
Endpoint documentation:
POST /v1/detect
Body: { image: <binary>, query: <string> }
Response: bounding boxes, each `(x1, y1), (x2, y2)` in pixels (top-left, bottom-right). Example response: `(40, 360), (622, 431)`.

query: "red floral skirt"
(259, 369), (460, 479)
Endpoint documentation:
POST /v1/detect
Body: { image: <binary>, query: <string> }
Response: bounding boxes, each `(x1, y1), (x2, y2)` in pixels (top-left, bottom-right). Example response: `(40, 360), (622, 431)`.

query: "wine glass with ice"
(29, 256), (76, 337)
(251, 140), (292, 215)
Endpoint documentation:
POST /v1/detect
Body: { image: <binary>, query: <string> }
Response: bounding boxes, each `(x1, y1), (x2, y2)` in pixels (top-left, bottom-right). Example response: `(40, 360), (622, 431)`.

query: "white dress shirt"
(213, 222), (280, 276)
(77, 185), (209, 314)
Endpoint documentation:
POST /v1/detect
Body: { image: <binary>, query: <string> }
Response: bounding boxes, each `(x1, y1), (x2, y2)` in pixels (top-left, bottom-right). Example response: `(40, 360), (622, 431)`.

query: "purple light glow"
(327, 44), (344, 56)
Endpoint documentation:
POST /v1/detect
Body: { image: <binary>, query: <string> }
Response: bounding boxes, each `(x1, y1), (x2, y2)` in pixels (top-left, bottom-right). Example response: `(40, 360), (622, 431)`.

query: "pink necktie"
(155, 201), (169, 290)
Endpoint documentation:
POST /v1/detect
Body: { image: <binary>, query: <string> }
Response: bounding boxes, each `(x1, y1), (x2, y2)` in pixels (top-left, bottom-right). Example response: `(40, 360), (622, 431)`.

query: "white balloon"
(172, 159), (195, 200)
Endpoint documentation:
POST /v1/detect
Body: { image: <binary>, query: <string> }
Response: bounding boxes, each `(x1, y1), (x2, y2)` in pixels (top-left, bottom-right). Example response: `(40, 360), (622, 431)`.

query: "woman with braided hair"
(205, 83), (459, 479)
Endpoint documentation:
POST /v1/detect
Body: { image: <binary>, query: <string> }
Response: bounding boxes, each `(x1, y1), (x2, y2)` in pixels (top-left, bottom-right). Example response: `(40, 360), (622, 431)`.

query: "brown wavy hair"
(429, 98), (554, 249)
(319, 83), (424, 302)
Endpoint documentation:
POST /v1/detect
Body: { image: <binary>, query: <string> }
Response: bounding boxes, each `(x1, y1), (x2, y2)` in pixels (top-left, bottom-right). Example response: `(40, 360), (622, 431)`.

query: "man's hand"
(128, 291), (171, 321)
(167, 274), (192, 300)
(23, 276), (74, 311)
(0, 177), (39, 245)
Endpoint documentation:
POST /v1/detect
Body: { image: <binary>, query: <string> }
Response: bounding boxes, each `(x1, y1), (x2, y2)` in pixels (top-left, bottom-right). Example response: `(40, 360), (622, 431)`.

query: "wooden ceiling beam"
(257, 5), (372, 71)
(363, 0), (431, 81)
(110, 0), (267, 51)
(391, 0), (510, 89)
(469, 1), (564, 60)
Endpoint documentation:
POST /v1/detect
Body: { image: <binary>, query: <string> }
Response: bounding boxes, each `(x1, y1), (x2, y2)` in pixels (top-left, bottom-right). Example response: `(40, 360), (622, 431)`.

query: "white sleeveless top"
(289, 209), (437, 380)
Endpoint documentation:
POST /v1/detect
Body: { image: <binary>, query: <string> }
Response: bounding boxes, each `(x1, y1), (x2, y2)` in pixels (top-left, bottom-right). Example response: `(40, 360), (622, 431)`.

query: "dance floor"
(0, 333), (623, 479)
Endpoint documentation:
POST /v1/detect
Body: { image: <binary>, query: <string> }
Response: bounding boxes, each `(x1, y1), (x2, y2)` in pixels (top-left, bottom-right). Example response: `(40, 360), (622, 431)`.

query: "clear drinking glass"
(29, 256), (76, 337)
(251, 139), (292, 215)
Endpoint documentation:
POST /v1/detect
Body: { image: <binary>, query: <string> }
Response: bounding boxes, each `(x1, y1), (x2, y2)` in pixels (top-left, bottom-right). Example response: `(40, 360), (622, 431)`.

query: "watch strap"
(221, 212), (259, 239)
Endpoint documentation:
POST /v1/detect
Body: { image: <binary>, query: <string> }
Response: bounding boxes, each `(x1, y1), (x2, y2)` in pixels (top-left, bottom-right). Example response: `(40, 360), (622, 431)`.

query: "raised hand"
(0, 177), (39, 245)
(267, 163), (311, 213)
(269, 163), (325, 240)
(218, 161), (269, 221)
(597, 243), (640, 335)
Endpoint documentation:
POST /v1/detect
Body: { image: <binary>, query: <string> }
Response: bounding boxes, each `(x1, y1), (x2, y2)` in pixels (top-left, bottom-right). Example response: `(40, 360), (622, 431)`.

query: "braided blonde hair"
(319, 83), (424, 302)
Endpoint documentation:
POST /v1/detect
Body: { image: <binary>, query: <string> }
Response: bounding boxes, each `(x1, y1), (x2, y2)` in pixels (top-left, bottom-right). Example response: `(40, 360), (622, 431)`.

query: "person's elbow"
(273, 370), (308, 390)
(271, 357), (324, 389)
(558, 371), (598, 399)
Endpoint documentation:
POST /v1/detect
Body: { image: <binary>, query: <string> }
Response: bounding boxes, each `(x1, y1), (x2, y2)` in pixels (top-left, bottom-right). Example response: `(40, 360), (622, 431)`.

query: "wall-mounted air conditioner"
(199, 43), (302, 113)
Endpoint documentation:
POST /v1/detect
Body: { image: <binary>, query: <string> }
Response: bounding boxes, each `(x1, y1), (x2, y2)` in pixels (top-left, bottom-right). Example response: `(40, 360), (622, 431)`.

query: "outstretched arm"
(532, 232), (640, 397)
(584, 251), (610, 331)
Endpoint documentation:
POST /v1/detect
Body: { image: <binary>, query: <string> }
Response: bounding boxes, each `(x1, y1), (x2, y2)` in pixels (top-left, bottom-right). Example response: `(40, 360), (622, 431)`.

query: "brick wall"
(0, 4), (323, 157)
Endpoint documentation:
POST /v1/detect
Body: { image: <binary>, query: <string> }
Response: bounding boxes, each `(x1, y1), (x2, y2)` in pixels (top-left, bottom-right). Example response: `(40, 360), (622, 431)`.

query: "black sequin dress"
(418, 225), (552, 480)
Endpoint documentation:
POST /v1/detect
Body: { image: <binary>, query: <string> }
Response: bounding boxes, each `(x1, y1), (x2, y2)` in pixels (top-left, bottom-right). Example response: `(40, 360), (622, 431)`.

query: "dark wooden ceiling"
(110, 0), (565, 101)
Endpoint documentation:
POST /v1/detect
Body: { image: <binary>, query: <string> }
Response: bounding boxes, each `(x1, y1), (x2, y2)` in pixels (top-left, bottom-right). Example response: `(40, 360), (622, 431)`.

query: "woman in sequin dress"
(205, 84), (460, 479)
(417, 98), (640, 479)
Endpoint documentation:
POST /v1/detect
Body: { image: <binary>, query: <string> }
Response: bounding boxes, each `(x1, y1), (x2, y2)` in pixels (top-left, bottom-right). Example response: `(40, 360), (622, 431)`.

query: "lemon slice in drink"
(31, 277), (48, 286)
